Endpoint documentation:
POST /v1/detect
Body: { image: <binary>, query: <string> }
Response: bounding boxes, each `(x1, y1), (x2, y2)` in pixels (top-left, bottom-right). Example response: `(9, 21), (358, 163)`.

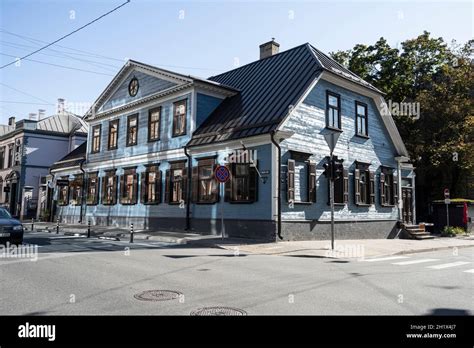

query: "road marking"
(392, 259), (439, 265)
(363, 256), (409, 262)
(427, 262), (471, 269)
(463, 269), (474, 273)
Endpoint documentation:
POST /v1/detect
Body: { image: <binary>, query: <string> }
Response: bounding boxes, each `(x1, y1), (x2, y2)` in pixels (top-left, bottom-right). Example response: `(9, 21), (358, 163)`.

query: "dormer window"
(173, 100), (187, 137)
(326, 91), (341, 130)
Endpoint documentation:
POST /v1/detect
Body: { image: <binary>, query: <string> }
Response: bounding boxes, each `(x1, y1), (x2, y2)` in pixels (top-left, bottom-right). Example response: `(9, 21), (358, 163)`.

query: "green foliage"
(441, 226), (467, 237)
(330, 32), (474, 214)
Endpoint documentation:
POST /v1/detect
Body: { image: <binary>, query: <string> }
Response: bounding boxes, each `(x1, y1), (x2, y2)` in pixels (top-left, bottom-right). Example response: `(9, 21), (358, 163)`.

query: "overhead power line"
(0, 0), (130, 69)
(0, 100), (54, 105)
(0, 82), (53, 104)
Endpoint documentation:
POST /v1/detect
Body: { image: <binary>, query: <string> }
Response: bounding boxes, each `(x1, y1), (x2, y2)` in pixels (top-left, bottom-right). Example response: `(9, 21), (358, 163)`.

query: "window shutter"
(156, 170), (162, 203)
(224, 163), (233, 202)
(182, 167), (188, 203)
(141, 172), (147, 203)
(212, 164), (219, 203)
(354, 169), (361, 205)
(131, 173), (138, 204)
(191, 166), (199, 203)
(164, 169), (170, 203)
(308, 163), (316, 203)
(101, 176), (107, 204)
(369, 171), (375, 205)
(343, 169), (349, 204)
(393, 175), (399, 206)
(112, 176), (117, 205)
(380, 172), (386, 206)
(119, 175), (125, 203)
(287, 159), (295, 202)
(95, 177), (100, 205)
(249, 165), (258, 202)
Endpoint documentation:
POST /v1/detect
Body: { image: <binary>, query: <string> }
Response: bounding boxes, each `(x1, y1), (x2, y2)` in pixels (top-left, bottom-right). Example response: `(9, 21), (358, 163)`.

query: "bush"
(441, 226), (466, 237)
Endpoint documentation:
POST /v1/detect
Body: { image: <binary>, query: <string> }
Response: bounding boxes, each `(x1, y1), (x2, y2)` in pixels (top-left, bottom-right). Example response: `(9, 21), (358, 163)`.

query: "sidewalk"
(213, 236), (474, 259)
(26, 221), (474, 258)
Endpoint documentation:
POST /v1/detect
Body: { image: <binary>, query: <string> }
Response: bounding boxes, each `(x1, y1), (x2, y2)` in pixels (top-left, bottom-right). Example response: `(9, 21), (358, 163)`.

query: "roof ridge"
(209, 42), (311, 80)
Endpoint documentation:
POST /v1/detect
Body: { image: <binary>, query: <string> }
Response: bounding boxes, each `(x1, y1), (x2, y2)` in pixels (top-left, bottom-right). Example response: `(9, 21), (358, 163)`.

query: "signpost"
(323, 132), (340, 250)
(215, 165), (231, 240)
(444, 188), (450, 227)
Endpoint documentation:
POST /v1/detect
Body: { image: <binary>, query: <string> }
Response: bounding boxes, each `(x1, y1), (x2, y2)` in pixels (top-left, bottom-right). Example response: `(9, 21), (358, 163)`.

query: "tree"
(330, 32), (474, 220)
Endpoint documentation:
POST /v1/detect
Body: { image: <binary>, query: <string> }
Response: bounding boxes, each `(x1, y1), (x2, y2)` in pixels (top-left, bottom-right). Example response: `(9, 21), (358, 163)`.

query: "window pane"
(329, 95), (338, 107)
(357, 104), (366, 115)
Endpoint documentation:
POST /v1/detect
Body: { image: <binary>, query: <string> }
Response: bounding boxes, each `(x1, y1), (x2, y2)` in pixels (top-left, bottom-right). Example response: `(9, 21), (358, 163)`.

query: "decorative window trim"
(126, 114), (139, 147)
(120, 167), (138, 205)
(224, 162), (258, 204)
(192, 158), (219, 204)
(86, 172), (100, 206)
(165, 161), (187, 205)
(172, 99), (187, 137)
(380, 166), (398, 207)
(287, 157), (316, 204)
(102, 170), (117, 205)
(148, 106), (161, 142)
(70, 174), (83, 206)
(108, 119), (119, 150)
(91, 125), (101, 154)
(141, 164), (161, 205)
(326, 91), (342, 131)
(354, 162), (375, 206)
(355, 101), (369, 138)
(57, 177), (69, 206)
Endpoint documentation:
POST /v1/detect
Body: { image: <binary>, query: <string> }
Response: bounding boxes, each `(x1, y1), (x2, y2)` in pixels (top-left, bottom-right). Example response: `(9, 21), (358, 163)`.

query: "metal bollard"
(87, 220), (91, 238)
(130, 223), (134, 243)
(56, 219), (59, 234)
(31, 218), (34, 232)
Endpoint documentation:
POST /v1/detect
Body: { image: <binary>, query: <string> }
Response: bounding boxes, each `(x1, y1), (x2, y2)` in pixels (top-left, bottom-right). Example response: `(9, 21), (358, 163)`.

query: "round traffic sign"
(444, 188), (450, 198)
(214, 165), (230, 183)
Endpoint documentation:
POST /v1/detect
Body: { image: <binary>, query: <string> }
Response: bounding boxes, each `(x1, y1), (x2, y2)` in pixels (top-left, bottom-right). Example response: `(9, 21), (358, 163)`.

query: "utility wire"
(0, 0), (130, 69)
(0, 82), (53, 104)
(0, 100), (54, 105)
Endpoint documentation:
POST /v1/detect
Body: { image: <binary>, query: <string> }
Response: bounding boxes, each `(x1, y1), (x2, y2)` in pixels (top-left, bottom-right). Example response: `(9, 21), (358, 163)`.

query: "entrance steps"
(402, 224), (435, 240)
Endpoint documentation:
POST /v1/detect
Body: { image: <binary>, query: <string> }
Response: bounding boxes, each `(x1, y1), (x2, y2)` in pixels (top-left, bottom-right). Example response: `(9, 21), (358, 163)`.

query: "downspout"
(79, 158), (86, 223)
(271, 131), (282, 240)
(48, 167), (55, 223)
(184, 145), (192, 231)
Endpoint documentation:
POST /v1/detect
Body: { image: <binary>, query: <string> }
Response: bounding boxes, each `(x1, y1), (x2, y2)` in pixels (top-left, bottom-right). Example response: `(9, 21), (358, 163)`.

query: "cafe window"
(120, 168), (138, 205)
(141, 165), (161, 204)
(86, 172), (99, 205)
(354, 162), (374, 205)
(380, 167), (398, 206)
(91, 125), (101, 153)
(326, 91), (341, 130)
(108, 119), (119, 150)
(165, 162), (187, 204)
(148, 107), (161, 142)
(355, 101), (368, 137)
(224, 163), (257, 203)
(102, 171), (117, 205)
(192, 158), (218, 203)
(70, 174), (83, 206)
(58, 179), (69, 206)
(126, 114), (138, 146)
(172, 100), (187, 136)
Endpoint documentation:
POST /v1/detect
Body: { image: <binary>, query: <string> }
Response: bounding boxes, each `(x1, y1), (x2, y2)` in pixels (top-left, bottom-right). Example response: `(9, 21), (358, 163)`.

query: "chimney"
(259, 38), (280, 59)
(29, 113), (37, 121)
(8, 116), (15, 126)
(38, 109), (46, 120)
(57, 98), (65, 114)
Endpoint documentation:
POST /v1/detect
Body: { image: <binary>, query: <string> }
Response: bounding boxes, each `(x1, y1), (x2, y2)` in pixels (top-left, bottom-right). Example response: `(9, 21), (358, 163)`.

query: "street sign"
(56, 179), (69, 186)
(214, 165), (230, 183)
(444, 198), (451, 204)
(444, 188), (450, 198)
(323, 132), (340, 153)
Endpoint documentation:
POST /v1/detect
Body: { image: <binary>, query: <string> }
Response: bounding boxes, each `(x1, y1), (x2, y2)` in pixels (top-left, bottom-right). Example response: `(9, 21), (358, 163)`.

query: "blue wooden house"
(51, 40), (415, 240)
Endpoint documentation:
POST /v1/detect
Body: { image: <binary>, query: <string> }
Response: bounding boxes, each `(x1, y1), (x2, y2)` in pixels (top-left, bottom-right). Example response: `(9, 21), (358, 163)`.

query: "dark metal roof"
(188, 43), (322, 146)
(50, 142), (87, 171)
(188, 43), (381, 147)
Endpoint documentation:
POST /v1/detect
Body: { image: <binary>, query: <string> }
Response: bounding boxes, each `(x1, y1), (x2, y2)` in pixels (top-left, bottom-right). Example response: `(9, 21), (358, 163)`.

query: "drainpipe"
(48, 167), (55, 223)
(184, 146), (192, 231)
(79, 158), (86, 223)
(270, 131), (283, 240)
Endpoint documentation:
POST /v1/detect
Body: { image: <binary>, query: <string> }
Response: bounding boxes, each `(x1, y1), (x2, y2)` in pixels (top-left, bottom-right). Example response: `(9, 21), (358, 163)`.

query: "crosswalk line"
(363, 256), (410, 262)
(392, 259), (439, 265)
(463, 269), (474, 273)
(427, 261), (471, 269)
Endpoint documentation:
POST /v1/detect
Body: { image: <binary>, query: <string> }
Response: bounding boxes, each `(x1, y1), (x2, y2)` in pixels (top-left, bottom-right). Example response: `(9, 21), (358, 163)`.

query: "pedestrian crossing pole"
(130, 223), (134, 243)
(56, 219), (59, 234)
(87, 220), (91, 238)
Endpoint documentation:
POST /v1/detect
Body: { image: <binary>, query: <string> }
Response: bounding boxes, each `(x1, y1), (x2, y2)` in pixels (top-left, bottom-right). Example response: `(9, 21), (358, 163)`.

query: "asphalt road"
(1, 231), (473, 315)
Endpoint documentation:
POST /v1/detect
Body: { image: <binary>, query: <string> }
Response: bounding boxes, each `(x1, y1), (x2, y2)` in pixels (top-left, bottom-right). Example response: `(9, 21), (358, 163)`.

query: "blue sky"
(0, 0), (472, 123)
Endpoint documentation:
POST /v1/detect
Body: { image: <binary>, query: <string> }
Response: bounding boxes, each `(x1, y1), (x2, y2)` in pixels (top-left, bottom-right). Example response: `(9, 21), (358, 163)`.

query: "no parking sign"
(214, 165), (230, 183)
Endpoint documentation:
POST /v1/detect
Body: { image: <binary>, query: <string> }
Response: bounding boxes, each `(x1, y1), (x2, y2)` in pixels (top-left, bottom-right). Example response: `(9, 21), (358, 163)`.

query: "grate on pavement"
(190, 306), (247, 316)
(134, 290), (182, 302)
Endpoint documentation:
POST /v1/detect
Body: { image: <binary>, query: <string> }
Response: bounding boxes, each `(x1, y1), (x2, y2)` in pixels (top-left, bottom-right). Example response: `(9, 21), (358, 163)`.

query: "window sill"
(102, 203), (116, 206)
(120, 202), (137, 206)
(292, 201), (313, 205)
(143, 201), (160, 205)
(326, 203), (346, 206)
(355, 134), (370, 139)
(356, 203), (371, 207)
(381, 204), (396, 207)
(126, 143), (137, 147)
(325, 126), (343, 133)
(195, 201), (219, 205)
(108, 147), (118, 151)
(172, 133), (186, 138)
(148, 138), (160, 143)
(228, 200), (256, 204)
(86, 203), (98, 206)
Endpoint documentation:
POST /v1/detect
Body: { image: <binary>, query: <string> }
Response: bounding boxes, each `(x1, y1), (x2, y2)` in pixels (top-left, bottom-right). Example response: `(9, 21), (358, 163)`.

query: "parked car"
(0, 207), (24, 245)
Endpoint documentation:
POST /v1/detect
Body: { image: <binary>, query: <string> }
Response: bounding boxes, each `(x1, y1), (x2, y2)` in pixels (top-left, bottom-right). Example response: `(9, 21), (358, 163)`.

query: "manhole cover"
(190, 307), (247, 316)
(134, 290), (182, 301)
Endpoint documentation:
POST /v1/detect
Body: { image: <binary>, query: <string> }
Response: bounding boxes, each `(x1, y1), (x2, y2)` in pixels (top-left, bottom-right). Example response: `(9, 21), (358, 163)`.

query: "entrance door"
(402, 187), (413, 224)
